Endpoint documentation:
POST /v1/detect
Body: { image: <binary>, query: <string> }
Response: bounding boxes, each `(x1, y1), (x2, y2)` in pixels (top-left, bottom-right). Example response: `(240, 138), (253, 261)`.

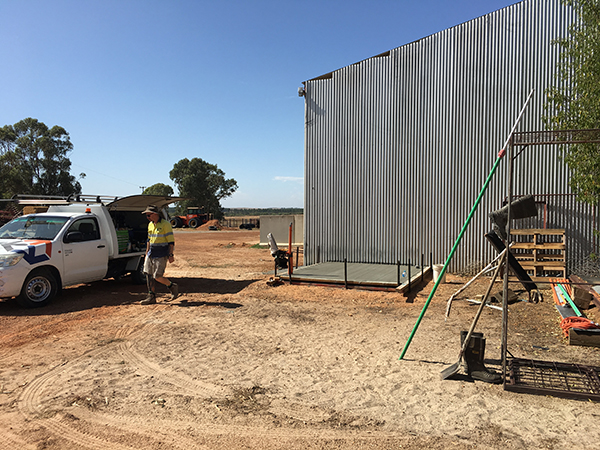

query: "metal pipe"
(399, 153), (504, 359)
(501, 89), (536, 377)
(288, 223), (293, 276)
(344, 258), (348, 289)
(408, 258), (412, 293)
(400, 90), (535, 360)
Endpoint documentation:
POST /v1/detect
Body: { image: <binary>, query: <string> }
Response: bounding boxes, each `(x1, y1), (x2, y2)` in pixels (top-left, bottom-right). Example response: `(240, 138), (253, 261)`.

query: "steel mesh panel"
(505, 358), (600, 401)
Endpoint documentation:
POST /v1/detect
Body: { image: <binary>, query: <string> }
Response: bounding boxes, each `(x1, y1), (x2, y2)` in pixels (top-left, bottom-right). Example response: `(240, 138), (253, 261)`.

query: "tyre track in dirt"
(18, 359), (134, 450)
(15, 312), (393, 449)
(0, 424), (36, 450)
(16, 315), (231, 449)
(16, 318), (171, 449)
(115, 339), (228, 399)
(69, 404), (416, 450)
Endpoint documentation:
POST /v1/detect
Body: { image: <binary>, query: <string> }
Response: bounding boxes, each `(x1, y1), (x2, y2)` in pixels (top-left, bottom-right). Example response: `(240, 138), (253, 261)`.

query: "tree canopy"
(142, 183), (174, 197)
(544, 0), (600, 205)
(169, 158), (237, 219)
(0, 118), (83, 198)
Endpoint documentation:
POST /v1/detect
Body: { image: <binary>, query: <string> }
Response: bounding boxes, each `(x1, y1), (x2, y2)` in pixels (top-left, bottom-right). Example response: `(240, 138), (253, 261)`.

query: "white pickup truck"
(0, 194), (182, 307)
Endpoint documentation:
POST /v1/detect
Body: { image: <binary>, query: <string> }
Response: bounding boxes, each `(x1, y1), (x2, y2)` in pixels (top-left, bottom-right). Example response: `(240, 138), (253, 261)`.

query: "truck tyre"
(132, 258), (147, 285)
(171, 217), (183, 228)
(17, 269), (59, 308)
(188, 218), (199, 228)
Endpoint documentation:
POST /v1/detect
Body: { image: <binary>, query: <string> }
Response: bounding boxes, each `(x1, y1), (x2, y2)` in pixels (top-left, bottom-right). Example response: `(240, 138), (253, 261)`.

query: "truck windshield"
(0, 216), (69, 240)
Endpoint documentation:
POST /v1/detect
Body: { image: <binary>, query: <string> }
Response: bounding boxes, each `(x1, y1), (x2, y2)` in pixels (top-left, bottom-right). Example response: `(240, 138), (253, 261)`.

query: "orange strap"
(560, 317), (600, 338)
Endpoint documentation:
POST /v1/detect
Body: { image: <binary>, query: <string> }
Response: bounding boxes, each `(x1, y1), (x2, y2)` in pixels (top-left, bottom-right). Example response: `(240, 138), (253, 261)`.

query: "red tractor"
(170, 207), (210, 229)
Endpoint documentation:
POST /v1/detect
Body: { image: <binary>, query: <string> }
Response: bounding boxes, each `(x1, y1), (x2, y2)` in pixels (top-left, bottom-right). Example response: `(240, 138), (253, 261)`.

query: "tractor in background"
(170, 207), (211, 229)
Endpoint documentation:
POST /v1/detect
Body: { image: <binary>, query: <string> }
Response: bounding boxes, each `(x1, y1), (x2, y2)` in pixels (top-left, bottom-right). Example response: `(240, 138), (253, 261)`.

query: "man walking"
(141, 205), (179, 304)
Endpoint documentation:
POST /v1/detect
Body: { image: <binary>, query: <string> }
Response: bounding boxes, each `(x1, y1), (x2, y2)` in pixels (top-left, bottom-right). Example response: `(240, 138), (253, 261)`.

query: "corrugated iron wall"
(303, 0), (596, 273)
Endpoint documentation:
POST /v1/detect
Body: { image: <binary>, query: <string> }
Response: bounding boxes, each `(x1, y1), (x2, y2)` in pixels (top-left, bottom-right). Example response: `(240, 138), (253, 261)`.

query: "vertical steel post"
(344, 258), (348, 289)
(288, 222), (293, 276)
(408, 258), (412, 293)
(501, 136), (514, 379)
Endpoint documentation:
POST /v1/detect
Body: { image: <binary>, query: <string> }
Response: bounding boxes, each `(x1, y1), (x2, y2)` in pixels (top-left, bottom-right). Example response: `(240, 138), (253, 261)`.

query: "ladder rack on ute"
(5, 194), (120, 206)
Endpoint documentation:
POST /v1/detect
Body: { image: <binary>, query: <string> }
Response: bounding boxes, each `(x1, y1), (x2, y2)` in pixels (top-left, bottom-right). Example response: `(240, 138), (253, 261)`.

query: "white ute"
(0, 195), (182, 307)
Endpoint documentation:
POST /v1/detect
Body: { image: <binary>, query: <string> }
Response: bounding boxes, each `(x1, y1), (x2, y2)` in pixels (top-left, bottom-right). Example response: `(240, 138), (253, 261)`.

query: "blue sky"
(0, 0), (517, 208)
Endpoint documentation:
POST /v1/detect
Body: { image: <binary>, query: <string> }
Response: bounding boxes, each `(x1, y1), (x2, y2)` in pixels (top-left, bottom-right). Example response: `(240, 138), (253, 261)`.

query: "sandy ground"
(1, 230), (599, 450)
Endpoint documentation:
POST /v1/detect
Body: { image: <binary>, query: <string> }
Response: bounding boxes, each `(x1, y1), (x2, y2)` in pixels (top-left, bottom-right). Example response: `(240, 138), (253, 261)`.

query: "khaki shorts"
(143, 256), (168, 278)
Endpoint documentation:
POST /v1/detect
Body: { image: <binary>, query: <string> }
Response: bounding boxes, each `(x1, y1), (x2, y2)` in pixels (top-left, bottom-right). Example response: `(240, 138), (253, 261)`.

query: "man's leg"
(156, 276), (179, 301)
(153, 257), (179, 301)
(141, 259), (157, 305)
(141, 275), (157, 305)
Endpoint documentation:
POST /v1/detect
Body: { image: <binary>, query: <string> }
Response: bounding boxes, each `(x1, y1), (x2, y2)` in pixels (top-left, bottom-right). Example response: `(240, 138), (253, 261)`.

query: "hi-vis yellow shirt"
(147, 219), (175, 258)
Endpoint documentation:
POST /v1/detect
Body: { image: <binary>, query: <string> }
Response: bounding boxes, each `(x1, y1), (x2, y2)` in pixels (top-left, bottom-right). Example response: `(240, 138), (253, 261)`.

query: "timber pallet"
(510, 228), (566, 279)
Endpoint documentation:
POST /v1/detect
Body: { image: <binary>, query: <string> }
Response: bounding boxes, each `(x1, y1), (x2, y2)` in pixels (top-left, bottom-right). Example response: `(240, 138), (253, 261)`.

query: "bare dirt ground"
(1, 230), (599, 450)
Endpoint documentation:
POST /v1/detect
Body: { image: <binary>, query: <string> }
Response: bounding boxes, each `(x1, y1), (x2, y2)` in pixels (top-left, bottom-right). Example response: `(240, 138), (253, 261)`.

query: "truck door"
(61, 218), (109, 285)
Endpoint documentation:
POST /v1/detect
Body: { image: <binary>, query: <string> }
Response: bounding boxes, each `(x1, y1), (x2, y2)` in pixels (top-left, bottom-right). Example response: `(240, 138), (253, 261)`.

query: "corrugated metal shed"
(302, 0), (596, 274)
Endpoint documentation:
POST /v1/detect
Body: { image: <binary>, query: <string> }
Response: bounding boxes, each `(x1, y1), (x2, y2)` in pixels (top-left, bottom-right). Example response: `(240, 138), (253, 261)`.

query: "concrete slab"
(279, 262), (432, 291)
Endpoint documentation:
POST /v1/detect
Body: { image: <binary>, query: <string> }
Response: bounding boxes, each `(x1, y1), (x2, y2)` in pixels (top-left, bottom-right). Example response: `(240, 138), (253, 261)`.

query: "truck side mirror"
(64, 231), (84, 243)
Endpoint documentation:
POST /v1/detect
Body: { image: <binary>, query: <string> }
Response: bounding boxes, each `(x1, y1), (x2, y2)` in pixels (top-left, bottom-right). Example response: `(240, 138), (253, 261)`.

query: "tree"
(169, 158), (237, 220)
(142, 183), (174, 196)
(544, 0), (600, 205)
(0, 118), (83, 198)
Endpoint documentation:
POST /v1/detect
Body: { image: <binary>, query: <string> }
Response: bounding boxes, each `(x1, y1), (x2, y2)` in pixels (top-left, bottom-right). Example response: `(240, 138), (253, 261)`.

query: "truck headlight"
(0, 253), (24, 267)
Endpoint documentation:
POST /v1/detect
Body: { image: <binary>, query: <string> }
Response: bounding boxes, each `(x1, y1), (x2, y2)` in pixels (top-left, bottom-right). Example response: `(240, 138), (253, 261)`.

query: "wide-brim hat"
(142, 205), (160, 215)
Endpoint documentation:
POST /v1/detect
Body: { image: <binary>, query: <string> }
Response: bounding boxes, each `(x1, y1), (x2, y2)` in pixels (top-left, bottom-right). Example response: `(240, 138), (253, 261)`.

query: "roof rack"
(3, 194), (120, 206)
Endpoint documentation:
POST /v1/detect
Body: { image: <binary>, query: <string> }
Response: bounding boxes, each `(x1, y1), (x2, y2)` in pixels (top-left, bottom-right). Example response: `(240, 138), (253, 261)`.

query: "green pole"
(399, 153), (504, 359)
(558, 283), (582, 317)
(398, 89), (535, 360)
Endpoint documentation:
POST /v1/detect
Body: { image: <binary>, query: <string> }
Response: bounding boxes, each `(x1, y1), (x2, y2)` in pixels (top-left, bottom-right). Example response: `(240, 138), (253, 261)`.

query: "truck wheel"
(17, 269), (59, 308)
(188, 218), (199, 228)
(132, 258), (147, 285)
(171, 217), (183, 228)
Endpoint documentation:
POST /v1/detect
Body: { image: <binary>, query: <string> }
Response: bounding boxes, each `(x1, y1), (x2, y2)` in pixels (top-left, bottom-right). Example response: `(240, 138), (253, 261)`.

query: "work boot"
(460, 331), (484, 373)
(166, 283), (179, 301)
(141, 293), (156, 305)
(461, 332), (502, 384)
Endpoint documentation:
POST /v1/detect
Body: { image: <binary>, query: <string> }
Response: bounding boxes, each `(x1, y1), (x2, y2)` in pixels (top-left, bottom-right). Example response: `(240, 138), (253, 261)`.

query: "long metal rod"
(501, 89), (536, 378)
(399, 154), (503, 360)
(399, 89), (534, 360)
(502, 90), (535, 151)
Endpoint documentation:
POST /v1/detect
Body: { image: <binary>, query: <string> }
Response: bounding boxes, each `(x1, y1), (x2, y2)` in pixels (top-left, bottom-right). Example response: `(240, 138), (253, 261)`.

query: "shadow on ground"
(0, 276), (258, 316)
(176, 276), (258, 295)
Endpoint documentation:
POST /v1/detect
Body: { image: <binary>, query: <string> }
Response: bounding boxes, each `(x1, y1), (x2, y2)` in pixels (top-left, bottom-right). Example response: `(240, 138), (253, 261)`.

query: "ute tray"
(505, 358), (600, 401)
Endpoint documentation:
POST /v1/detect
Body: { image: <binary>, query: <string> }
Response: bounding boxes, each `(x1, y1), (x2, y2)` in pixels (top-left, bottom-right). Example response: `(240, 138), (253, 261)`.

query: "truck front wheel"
(17, 269), (59, 308)
(188, 218), (199, 228)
